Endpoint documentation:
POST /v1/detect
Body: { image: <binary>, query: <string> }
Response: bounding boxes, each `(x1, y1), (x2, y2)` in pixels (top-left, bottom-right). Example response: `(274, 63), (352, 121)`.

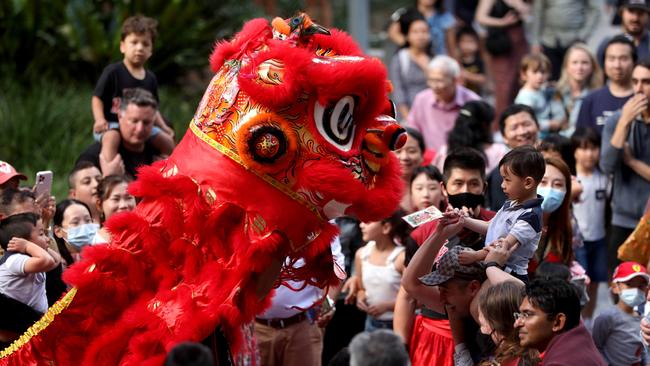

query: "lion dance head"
(0, 14), (405, 365)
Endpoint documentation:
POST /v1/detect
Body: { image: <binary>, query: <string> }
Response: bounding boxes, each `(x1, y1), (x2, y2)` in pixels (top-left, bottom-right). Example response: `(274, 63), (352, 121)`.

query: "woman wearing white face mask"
(52, 199), (99, 265)
(44, 199), (98, 307)
(534, 157), (592, 309)
(535, 157), (573, 266)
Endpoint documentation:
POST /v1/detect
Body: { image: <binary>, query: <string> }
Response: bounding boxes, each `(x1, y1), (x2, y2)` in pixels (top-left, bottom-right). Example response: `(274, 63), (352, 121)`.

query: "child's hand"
(485, 242), (518, 267)
(458, 248), (480, 265)
(443, 207), (468, 220)
(487, 238), (504, 248)
(93, 119), (108, 134)
(7, 237), (31, 254)
(437, 211), (465, 238)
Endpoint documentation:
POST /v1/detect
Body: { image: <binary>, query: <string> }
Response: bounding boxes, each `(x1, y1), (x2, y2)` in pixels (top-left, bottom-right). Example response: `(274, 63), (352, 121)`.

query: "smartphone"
(33, 171), (53, 199)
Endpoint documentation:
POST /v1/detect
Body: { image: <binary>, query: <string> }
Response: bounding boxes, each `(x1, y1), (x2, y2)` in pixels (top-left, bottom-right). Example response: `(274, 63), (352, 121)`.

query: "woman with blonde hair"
(556, 44), (603, 136)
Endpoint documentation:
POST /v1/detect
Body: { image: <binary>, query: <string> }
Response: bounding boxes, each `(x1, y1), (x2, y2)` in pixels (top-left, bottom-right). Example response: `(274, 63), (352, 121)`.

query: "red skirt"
(409, 315), (454, 366)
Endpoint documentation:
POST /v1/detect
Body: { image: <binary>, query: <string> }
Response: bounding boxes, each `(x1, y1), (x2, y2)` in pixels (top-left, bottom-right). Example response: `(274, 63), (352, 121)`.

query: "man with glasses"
(515, 278), (605, 365)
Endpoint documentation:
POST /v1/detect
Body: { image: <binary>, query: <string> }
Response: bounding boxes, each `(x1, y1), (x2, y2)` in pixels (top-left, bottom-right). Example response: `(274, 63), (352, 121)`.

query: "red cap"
(0, 161), (27, 186)
(612, 261), (650, 283)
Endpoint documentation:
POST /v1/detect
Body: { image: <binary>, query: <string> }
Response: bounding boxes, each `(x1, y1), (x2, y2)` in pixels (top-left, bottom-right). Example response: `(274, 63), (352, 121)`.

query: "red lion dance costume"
(0, 14), (405, 365)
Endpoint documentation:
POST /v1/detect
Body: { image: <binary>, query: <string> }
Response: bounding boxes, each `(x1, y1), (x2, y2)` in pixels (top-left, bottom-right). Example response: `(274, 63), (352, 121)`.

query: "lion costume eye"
(314, 95), (356, 152)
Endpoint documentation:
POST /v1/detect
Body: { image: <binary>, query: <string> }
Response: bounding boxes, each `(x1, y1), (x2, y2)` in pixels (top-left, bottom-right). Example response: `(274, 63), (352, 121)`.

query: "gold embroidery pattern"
(0, 287), (78, 358)
(189, 121), (325, 222)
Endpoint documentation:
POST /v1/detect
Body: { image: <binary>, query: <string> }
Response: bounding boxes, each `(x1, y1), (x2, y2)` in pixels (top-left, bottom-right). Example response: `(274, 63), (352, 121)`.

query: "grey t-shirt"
(601, 112), (650, 228)
(592, 307), (644, 365)
(574, 170), (609, 241)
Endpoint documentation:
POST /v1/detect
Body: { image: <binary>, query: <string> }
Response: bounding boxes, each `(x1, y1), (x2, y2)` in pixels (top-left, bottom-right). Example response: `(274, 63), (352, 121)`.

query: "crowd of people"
(4, 1), (650, 365)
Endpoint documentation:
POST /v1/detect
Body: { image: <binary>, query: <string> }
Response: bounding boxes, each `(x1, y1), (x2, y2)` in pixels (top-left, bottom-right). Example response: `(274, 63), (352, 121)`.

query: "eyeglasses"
(513, 312), (533, 322)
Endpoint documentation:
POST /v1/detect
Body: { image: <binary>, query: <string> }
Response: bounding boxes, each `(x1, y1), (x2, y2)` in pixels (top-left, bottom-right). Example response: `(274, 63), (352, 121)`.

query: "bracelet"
(483, 261), (504, 270)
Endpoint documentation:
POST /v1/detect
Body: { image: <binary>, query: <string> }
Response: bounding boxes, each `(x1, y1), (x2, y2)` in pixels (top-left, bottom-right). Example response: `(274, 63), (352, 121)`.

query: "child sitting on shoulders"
(0, 213), (60, 314)
(452, 146), (546, 282)
(91, 15), (175, 166)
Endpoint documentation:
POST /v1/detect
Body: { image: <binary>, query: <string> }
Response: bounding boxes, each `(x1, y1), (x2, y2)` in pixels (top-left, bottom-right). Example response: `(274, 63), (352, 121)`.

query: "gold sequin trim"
(0, 287), (78, 358)
(189, 121), (325, 221)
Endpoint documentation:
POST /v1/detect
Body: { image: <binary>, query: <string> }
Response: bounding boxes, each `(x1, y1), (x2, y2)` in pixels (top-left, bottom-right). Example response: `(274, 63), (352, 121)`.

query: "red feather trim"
(209, 18), (271, 72)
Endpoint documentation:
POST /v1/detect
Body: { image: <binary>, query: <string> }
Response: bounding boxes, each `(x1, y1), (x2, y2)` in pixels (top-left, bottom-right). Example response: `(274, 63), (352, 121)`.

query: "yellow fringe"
(0, 287), (78, 359)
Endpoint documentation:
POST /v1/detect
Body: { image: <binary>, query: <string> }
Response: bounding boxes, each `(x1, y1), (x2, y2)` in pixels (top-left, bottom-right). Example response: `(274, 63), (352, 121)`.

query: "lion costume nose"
(362, 116), (406, 173)
(382, 123), (407, 151)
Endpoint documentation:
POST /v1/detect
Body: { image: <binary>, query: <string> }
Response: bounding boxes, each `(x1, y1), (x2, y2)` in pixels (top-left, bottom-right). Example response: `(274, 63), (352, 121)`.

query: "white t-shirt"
(0, 253), (48, 313)
(574, 170), (609, 241)
(258, 236), (345, 320)
(360, 241), (404, 321)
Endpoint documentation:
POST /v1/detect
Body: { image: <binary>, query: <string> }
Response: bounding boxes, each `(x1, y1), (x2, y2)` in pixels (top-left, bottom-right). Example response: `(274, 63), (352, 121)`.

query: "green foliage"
(0, 78), (199, 199)
(1, 0), (263, 84)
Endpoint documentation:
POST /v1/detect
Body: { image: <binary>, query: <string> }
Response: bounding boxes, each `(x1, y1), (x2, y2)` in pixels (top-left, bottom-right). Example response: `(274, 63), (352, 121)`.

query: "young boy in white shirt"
(0, 213), (59, 313)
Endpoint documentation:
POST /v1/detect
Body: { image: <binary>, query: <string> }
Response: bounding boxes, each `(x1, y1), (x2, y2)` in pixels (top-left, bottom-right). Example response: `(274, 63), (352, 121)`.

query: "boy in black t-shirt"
(91, 15), (174, 168)
(455, 26), (486, 96)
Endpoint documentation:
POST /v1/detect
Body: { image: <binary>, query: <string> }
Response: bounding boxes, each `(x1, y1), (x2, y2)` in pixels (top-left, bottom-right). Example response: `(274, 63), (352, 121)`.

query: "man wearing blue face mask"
(592, 261), (649, 366)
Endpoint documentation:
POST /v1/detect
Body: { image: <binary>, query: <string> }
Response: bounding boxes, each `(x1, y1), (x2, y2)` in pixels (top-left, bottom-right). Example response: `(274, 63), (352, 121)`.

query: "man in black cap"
(597, 0), (650, 64)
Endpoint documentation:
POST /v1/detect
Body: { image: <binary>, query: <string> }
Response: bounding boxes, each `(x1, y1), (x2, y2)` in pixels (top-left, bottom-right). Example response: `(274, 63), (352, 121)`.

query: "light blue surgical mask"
(64, 223), (100, 250)
(619, 288), (646, 308)
(537, 187), (566, 213)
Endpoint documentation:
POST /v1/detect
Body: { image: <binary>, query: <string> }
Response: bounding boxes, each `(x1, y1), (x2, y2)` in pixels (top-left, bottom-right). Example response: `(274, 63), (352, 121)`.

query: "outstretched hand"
(437, 207), (465, 239)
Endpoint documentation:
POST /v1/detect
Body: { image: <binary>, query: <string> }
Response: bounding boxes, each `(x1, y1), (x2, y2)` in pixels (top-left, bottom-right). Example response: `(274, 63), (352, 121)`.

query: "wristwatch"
(483, 261), (504, 270)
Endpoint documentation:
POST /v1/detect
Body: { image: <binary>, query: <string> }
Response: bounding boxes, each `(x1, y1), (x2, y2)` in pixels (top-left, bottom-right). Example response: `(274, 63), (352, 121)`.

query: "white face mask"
(619, 288), (646, 308)
(63, 223), (100, 250)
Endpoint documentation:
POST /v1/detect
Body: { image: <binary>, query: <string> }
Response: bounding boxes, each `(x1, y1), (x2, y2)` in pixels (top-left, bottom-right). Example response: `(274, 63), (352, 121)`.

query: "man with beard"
(597, 0), (650, 66)
(577, 35), (636, 135)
